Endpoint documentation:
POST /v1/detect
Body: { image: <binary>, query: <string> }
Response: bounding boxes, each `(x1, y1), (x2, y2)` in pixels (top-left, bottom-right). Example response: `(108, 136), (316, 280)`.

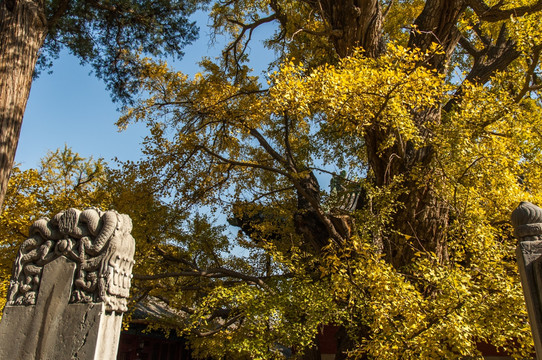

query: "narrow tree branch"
(155, 246), (199, 270)
(193, 314), (243, 337)
(458, 36), (479, 58)
(223, 14), (278, 67)
(283, 113), (298, 172)
(382, 0), (395, 19)
(471, 22), (491, 47)
(251, 186), (295, 202)
(248, 128), (288, 167)
(515, 45), (542, 102)
(198, 145), (289, 177)
(134, 266), (277, 293)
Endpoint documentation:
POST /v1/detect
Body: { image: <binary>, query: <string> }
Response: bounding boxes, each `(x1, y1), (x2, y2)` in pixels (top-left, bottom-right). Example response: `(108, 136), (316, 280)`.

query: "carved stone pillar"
(0, 208), (135, 360)
(512, 201), (542, 360)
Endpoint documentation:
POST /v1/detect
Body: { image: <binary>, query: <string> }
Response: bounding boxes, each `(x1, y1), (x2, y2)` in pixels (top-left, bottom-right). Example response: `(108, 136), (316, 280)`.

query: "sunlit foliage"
(114, 0), (542, 358)
(6, 0), (542, 359)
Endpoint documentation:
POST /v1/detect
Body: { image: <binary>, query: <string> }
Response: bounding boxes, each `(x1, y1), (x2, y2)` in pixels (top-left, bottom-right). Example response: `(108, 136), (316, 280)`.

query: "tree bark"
(361, 1), (468, 267)
(304, 0), (384, 58)
(0, 0), (47, 211)
(290, 1), (461, 267)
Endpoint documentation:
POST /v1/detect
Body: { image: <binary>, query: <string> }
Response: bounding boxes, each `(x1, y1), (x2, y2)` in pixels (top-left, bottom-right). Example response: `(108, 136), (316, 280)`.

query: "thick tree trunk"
(304, 0), (384, 58)
(0, 0), (47, 211)
(361, 1), (467, 267)
(364, 108), (451, 267)
(408, 0), (466, 71)
(301, 1), (460, 268)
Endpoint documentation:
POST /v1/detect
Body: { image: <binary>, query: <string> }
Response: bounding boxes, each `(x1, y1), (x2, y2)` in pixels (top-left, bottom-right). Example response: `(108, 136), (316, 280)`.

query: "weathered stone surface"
(8, 207), (135, 312)
(512, 201), (542, 360)
(0, 208), (135, 360)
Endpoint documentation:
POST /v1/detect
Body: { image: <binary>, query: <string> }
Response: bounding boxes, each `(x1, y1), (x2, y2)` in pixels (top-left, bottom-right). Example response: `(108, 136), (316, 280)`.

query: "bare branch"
(223, 14), (278, 67)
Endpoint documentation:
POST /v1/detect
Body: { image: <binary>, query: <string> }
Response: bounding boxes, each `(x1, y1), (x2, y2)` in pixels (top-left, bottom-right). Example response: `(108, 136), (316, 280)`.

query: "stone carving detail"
(519, 241), (542, 255)
(7, 208), (135, 312)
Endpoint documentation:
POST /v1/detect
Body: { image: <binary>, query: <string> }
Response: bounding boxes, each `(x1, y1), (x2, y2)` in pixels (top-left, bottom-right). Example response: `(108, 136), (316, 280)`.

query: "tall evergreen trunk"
(0, 0), (47, 211)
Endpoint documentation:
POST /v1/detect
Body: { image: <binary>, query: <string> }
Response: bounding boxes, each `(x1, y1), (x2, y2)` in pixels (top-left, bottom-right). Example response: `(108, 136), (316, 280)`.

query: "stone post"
(512, 201), (542, 360)
(0, 208), (136, 360)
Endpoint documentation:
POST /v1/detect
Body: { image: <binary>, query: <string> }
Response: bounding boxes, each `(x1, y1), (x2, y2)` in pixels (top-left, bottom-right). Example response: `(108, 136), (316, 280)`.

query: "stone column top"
(511, 201), (542, 240)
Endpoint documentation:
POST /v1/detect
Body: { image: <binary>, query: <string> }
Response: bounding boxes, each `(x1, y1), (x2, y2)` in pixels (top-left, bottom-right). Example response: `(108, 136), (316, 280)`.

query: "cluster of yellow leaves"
(184, 275), (340, 359)
(268, 44), (445, 150)
(320, 236), (532, 360)
(437, 77), (542, 222)
(0, 168), (44, 311)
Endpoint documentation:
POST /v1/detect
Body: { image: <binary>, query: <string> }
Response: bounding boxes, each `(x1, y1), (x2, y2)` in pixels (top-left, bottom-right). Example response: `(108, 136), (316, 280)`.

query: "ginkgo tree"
(111, 0), (542, 358)
(112, 0), (542, 359)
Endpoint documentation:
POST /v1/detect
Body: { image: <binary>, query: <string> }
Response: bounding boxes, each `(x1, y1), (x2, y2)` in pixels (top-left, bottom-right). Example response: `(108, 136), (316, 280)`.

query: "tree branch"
(445, 23), (520, 112)
(248, 128), (289, 168)
(251, 186), (295, 202)
(283, 113), (298, 171)
(469, 0), (542, 22)
(515, 45), (542, 102)
(198, 145), (289, 177)
(223, 14), (278, 69)
(133, 266), (278, 293)
(47, 0), (70, 30)
(458, 36), (479, 59)
(193, 314), (243, 337)
(155, 246), (200, 270)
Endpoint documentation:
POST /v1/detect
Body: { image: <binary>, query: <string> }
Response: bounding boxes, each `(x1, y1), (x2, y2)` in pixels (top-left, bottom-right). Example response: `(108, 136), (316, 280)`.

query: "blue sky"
(17, 53), (140, 168)
(16, 11), (274, 170)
